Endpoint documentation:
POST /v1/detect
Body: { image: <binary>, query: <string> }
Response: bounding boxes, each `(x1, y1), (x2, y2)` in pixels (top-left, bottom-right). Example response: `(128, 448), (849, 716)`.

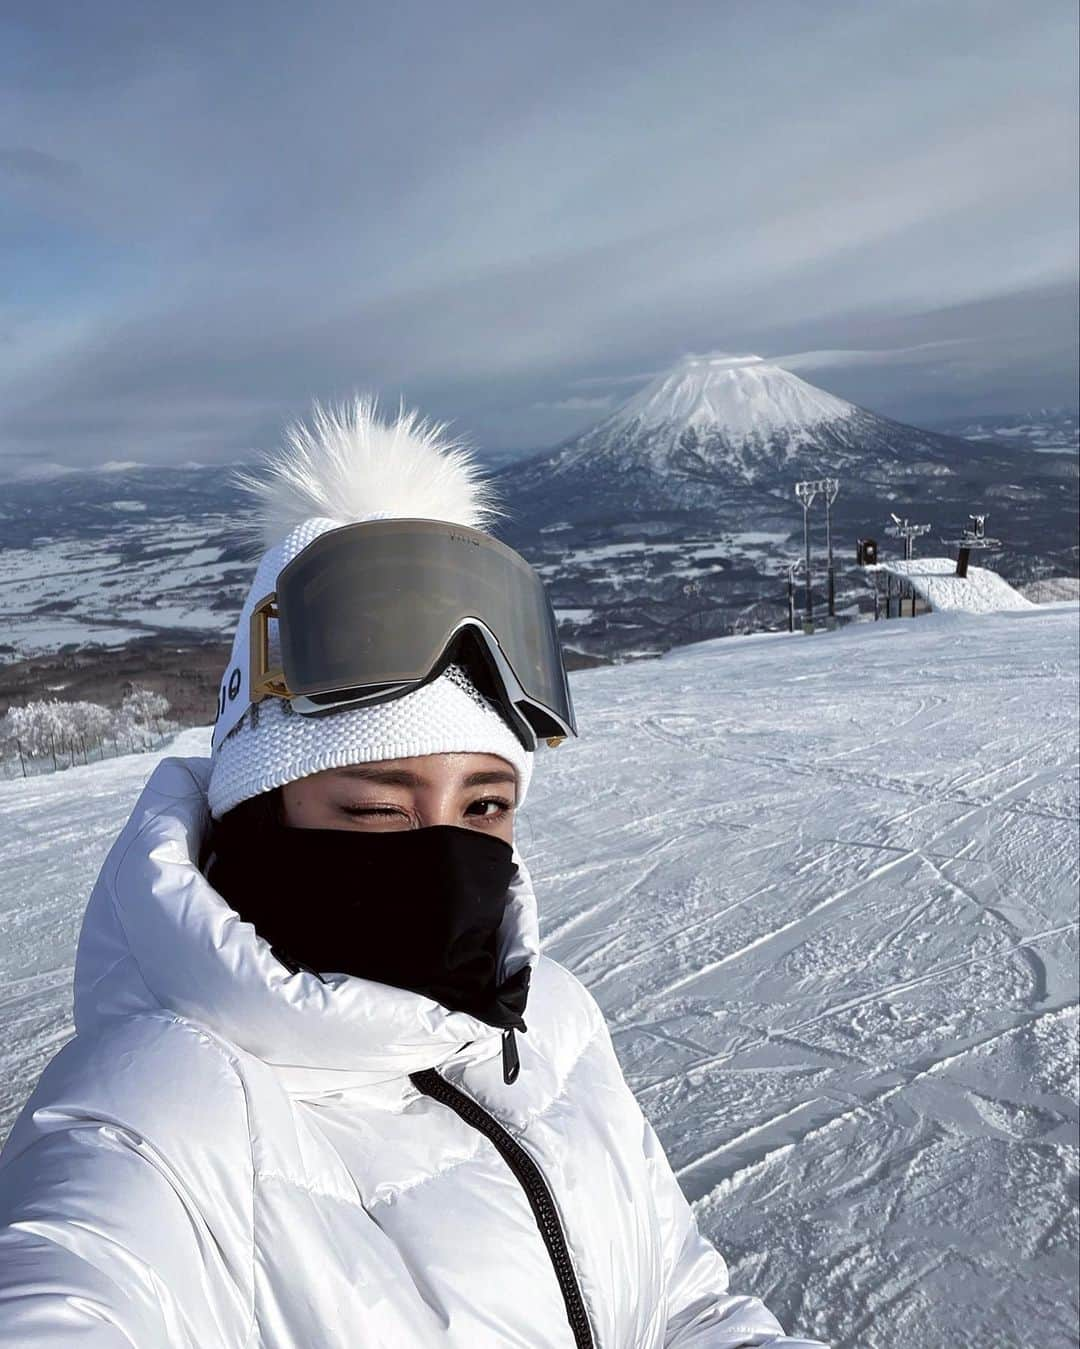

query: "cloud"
(530, 395), (614, 413)
(0, 0), (1075, 465)
(568, 371), (660, 391)
(0, 146), (80, 185)
(773, 341), (974, 373)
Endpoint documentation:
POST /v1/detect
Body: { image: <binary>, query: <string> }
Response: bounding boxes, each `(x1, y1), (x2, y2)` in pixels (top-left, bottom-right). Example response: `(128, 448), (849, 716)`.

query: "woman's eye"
(467, 797), (512, 819)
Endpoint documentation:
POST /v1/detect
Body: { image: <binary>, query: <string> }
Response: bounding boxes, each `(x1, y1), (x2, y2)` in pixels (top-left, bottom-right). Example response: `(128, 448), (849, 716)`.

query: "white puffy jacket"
(0, 757), (825, 1348)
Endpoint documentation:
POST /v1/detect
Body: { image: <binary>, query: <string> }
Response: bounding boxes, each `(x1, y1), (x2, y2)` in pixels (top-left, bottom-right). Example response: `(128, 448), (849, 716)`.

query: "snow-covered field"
(533, 529), (795, 586)
(1, 606), (1077, 1348)
(0, 522), (244, 657)
(946, 413), (1079, 456)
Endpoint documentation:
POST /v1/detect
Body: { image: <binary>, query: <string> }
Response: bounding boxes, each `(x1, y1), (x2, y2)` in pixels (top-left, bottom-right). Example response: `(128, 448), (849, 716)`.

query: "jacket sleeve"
(0, 1020), (255, 1348)
(641, 1116), (828, 1348)
(0, 1123), (252, 1347)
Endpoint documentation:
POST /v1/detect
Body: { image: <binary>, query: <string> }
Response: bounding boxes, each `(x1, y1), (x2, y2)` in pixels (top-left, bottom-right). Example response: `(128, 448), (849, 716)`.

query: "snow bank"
(870, 556), (1034, 613)
(2, 609), (1078, 1349)
(1020, 576), (1080, 604)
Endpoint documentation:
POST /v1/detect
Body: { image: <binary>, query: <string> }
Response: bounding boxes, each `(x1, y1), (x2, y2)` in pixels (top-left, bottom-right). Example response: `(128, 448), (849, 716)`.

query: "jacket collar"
(74, 756), (541, 1097)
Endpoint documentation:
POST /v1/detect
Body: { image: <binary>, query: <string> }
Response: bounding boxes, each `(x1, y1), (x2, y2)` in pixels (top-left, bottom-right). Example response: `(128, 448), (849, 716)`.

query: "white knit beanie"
(207, 399), (534, 819)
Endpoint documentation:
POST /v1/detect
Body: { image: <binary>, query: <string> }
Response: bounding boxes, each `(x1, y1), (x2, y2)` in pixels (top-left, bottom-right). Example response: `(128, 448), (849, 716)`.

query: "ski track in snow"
(1, 604), (1078, 1349)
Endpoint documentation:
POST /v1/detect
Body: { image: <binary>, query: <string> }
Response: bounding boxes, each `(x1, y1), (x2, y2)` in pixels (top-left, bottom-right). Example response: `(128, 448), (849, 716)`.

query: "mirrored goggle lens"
(274, 520), (575, 733)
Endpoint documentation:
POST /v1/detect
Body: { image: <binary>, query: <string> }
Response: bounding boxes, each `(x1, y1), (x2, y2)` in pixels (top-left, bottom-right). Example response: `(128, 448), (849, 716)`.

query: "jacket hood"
(73, 755), (541, 1097)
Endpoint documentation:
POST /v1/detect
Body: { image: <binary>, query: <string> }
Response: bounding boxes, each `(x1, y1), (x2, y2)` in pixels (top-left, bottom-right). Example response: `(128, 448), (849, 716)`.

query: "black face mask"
(205, 817), (529, 1032)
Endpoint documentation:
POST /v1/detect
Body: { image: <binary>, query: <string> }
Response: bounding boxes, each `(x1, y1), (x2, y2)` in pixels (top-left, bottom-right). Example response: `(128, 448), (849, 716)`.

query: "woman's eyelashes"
(465, 796), (514, 820)
(339, 797), (513, 824)
(338, 803), (412, 828)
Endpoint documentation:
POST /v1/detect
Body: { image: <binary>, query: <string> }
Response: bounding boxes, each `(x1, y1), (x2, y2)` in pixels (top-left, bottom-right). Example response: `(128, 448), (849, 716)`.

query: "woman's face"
(280, 752), (517, 844)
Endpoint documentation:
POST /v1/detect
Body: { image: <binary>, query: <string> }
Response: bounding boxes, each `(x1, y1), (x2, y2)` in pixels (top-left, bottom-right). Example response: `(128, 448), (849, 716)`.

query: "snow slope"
(612, 353), (857, 443)
(871, 558), (1036, 614)
(1, 608), (1077, 1349)
(1023, 577), (1080, 604)
(541, 351), (877, 485)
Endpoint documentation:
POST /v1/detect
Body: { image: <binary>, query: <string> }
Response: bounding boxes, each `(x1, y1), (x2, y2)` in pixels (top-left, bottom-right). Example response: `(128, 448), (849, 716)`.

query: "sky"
(1, 0), (1077, 471)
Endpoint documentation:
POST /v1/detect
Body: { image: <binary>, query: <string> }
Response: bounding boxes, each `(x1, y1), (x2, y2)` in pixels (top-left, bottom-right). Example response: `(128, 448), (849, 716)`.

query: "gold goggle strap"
(249, 593), (293, 702)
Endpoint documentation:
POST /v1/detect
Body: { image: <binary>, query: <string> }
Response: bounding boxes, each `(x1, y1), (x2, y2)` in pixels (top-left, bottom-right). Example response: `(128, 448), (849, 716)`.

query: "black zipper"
(409, 1066), (595, 1349)
(501, 1027), (520, 1084)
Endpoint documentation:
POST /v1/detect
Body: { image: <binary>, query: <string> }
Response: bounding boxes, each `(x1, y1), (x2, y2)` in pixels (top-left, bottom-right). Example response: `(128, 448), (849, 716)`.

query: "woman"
(0, 400), (825, 1347)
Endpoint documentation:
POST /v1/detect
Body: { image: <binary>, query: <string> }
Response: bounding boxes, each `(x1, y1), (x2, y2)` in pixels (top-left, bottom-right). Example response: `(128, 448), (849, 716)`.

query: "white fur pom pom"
(237, 396), (503, 548)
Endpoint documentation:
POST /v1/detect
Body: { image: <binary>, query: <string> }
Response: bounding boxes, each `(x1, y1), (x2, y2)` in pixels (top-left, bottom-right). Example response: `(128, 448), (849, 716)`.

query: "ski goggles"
(247, 518), (577, 751)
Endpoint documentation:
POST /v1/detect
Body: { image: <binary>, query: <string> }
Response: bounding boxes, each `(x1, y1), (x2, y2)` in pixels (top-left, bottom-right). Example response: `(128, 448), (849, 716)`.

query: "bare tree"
(117, 688), (173, 749)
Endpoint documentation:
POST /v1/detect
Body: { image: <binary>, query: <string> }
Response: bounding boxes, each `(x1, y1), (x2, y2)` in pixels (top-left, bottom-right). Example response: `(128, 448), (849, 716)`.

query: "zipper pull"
(501, 1028), (521, 1085)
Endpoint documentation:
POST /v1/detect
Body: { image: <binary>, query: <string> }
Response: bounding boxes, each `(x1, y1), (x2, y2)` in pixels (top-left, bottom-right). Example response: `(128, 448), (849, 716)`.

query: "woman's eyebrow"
(461, 770), (517, 788)
(336, 766), (424, 787)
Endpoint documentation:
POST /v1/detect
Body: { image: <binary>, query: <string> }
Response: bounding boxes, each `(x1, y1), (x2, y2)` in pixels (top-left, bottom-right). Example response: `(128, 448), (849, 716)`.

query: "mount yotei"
(500, 353), (1063, 518)
(490, 354), (1076, 653)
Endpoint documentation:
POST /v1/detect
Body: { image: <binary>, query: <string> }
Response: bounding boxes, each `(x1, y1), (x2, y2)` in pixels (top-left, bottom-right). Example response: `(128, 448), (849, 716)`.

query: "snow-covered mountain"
(2, 605), (1077, 1348)
(602, 353), (856, 451)
(488, 354), (1076, 656)
(552, 353), (865, 483)
(502, 352), (1008, 520)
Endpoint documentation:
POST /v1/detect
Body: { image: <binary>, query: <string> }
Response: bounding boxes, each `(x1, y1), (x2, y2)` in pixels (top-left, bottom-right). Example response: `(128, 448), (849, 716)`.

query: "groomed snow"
(871, 558), (1035, 613)
(1, 607), (1077, 1348)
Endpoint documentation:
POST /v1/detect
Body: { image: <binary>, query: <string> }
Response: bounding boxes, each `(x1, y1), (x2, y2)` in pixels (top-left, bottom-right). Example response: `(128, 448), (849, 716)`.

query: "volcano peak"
(610, 352), (857, 441)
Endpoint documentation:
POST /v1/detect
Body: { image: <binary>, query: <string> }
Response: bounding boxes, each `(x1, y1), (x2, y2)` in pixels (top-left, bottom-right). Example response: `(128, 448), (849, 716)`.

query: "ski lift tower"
(884, 513), (932, 563)
(794, 481), (817, 633)
(884, 514), (931, 618)
(794, 478), (838, 632)
(823, 478), (840, 619)
(944, 513), (1001, 578)
(784, 559), (803, 633)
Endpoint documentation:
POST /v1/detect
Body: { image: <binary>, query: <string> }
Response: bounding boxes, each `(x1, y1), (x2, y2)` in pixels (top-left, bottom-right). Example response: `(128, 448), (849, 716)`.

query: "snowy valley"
(2, 602), (1076, 1349)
